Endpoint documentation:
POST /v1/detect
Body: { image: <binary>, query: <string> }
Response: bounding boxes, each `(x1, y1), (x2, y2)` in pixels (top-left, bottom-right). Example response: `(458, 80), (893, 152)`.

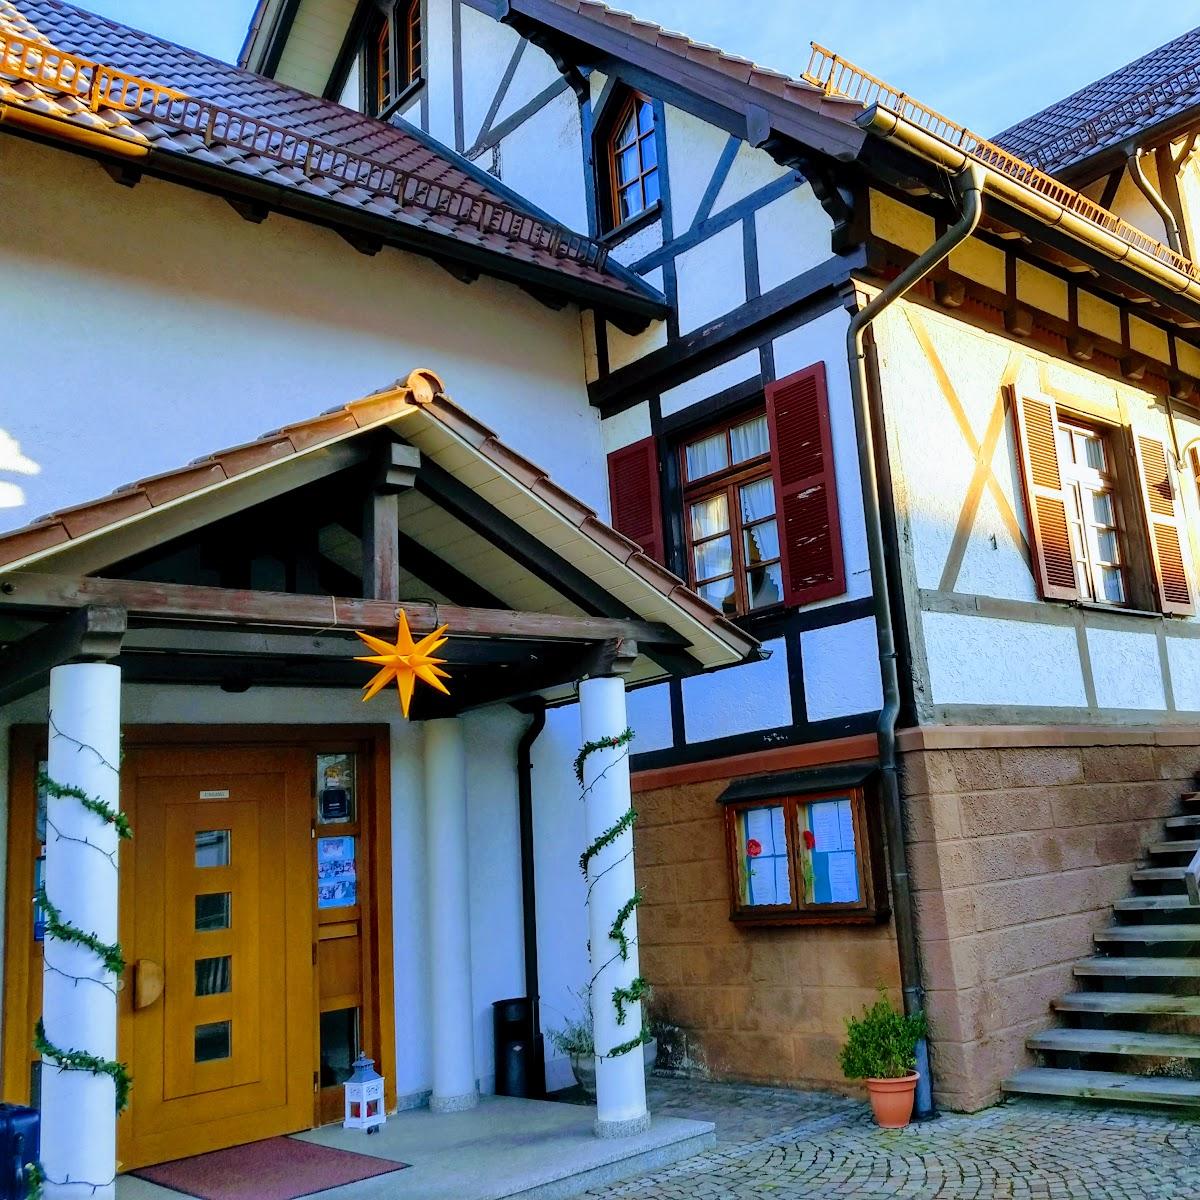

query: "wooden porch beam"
(0, 574), (688, 647)
(0, 604), (126, 706)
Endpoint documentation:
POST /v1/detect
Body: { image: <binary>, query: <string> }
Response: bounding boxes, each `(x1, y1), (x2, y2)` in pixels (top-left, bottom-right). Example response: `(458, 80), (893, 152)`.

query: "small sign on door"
(199, 789), (230, 799)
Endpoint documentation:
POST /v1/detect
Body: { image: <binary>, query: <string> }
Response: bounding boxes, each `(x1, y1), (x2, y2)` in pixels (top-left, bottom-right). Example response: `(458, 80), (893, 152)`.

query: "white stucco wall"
(0, 137), (605, 532)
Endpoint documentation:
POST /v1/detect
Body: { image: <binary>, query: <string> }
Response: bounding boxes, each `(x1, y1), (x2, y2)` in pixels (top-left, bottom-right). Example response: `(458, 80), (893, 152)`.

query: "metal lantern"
(343, 1054), (386, 1133)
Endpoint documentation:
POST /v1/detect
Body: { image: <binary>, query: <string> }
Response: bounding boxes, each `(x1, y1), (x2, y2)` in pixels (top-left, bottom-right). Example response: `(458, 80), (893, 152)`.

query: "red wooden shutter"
(1010, 387), (1079, 601)
(1133, 433), (1194, 615)
(765, 362), (846, 606)
(607, 436), (665, 563)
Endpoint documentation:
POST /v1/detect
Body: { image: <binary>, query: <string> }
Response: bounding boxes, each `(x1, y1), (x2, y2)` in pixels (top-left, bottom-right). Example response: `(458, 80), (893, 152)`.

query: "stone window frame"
(719, 763), (889, 927)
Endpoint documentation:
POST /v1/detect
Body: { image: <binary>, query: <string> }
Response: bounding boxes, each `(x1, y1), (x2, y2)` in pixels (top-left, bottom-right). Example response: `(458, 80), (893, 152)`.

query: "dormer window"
(366, 1), (422, 117)
(601, 91), (659, 232)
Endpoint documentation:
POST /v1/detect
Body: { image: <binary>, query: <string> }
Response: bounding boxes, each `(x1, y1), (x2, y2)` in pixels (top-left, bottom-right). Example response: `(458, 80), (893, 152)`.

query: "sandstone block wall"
(633, 775), (901, 1092)
(899, 727), (1200, 1112)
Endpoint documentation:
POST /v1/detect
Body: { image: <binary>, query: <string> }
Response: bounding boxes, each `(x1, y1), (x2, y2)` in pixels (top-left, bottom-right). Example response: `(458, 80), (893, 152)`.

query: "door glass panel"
(317, 753), (356, 825)
(195, 892), (231, 932)
(319, 1008), (360, 1087)
(317, 836), (358, 909)
(195, 956), (232, 996)
(195, 830), (230, 868)
(195, 1020), (231, 1062)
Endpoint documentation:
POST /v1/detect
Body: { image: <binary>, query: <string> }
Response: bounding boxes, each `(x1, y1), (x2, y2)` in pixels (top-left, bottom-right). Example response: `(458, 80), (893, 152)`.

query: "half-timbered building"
(7, 1), (1200, 1193)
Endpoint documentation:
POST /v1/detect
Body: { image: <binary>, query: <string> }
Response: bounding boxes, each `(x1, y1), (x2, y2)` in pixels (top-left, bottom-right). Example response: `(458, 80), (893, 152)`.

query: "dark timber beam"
(0, 605), (126, 706)
(0, 574), (689, 648)
(362, 442), (420, 601)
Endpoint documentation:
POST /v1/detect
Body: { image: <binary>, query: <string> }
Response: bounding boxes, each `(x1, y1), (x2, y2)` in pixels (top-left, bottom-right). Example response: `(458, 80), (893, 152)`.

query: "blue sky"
(80, 0), (1200, 135)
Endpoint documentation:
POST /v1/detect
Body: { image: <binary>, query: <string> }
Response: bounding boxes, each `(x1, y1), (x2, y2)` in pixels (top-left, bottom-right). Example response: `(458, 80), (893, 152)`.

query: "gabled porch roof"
(0, 369), (758, 711)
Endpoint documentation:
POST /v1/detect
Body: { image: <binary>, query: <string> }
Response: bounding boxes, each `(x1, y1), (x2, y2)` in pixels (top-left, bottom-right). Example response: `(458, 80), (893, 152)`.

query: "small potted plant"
(547, 985), (658, 1098)
(838, 989), (927, 1129)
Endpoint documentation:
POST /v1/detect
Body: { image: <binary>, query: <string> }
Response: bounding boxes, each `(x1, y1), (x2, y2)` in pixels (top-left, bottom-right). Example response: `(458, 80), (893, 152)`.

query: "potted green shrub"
(838, 989), (927, 1128)
(547, 986), (657, 1098)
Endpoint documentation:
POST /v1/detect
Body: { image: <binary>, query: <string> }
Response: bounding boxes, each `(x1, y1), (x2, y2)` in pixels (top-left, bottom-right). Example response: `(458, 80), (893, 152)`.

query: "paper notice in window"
(809, 801), (841, 852)
(826, 850), (860, 904)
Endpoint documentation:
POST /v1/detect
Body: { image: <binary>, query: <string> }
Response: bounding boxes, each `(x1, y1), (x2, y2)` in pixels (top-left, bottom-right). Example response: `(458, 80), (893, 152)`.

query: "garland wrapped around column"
(574, 728), (652, 1060)
(30, 720), (132, 1199)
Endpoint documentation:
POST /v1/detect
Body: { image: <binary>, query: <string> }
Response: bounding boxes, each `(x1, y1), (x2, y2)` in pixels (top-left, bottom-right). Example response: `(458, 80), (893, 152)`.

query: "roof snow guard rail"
(802, 43), (1200, 285)
(0, 31), (609, 271)
(1022, 64), (1200, 172)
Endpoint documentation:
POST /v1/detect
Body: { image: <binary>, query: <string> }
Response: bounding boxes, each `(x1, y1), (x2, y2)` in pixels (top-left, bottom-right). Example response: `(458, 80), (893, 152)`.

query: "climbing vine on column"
(28, 718), (132, 1199)
(575, 727), (652, 1060)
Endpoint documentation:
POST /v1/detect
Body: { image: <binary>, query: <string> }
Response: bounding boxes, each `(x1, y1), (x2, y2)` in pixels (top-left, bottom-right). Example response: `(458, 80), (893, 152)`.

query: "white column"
(42, 662), (122, 1199)
(579, 675), (649, 1138)
(423, 718), (478, 1112)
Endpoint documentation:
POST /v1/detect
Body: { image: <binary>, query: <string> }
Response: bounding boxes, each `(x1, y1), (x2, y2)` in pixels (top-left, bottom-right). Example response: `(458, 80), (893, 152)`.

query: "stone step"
(1132, 867), (1188, 883)
(1165, 815), (1200, 831)
(1097, 925), (1200, 943)
(1115, 895), (1200, 913)
(1054, 992), (1200, 1016)
(1150, 841), (1200, 856)
(1003, 1067), (1200, 1106)
(1029, 1027), (1200, 1058)
(1075, 957), (1200, 978)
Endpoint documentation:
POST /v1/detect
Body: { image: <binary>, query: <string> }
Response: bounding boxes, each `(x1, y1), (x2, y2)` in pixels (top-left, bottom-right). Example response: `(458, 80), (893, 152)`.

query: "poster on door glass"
(316, 753), (356, 824)
(317, 835), (358, 909)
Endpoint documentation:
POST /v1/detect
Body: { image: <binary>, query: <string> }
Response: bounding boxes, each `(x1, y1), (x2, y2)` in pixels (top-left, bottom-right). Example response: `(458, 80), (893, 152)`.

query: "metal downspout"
(846, 164), (984, 1118)
(517, 700), (548, 1096)
(1127, 147), (1183, 254)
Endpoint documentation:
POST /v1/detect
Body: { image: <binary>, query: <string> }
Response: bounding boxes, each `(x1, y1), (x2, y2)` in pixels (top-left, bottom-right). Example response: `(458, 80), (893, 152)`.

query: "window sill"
(376, 77), (424, 122)
(1072, 600), (1166, 620)
(600, 200), (662, 247)
(731, 908), (888, 928)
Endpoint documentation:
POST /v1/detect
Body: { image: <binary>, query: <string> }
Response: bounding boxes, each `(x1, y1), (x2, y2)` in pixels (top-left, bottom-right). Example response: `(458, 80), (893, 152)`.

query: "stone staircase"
(1002, 790), (1200, 1107)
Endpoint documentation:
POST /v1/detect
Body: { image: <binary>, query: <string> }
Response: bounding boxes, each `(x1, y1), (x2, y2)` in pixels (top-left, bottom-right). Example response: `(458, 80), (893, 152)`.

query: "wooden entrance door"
(121, 746), (314, 1168)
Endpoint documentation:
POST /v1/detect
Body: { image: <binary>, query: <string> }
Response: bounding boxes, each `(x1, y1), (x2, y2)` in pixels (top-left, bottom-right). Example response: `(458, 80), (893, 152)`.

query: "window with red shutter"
(607, 436), (665, 564)
(764, 363), (846, 607)
(1133, 434), (1194, 615)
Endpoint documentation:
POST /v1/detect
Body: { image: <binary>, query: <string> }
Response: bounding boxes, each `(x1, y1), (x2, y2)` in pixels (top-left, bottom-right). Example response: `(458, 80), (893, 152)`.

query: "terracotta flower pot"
(865, 1073), (919, 1128)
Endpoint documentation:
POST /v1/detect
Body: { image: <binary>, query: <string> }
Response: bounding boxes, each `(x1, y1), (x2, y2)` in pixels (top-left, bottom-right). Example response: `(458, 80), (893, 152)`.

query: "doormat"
(129, 1136), (409, 1200)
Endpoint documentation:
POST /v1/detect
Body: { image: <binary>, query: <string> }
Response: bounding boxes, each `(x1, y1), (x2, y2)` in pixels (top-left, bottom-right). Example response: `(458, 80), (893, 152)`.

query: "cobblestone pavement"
(582, 1078), (1200, 1198)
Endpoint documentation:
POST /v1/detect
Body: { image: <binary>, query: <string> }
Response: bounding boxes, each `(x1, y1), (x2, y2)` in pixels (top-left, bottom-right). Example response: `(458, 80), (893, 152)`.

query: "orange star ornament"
(354, 611), (452, 718)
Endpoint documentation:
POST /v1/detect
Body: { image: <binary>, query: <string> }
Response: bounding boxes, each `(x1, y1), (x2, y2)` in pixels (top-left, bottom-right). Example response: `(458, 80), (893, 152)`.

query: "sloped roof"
(0, 0), (661, 312)
(996, 26), (1200, 176)
(0, 369), (758, 673)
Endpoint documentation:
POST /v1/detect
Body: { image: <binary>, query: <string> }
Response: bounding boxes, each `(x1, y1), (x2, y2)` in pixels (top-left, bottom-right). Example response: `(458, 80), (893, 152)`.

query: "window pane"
(317, 753), (356, 824)
(615, 110), (638, 150)
(317, 836), (358, 909)
(617, 144), (640, 186)
(618, 184), (641, 223)
(685, 432), (729, 480)
(1082, 433), (1106, 471)
(731, 415), (770, 464)
(736, 806), (790, 906)
(642, 166), (660, 206)
(637, 99), (654, 134)
(1095, 527), (1120, 563)
(739, 476), (775, 523)
(641, 133), (657, 170)
(195, 956), (232, 996)
(195, 830), (230, 868)
(1091, 491), (1115, 525)
(689, 492), (729, 539)
(195, 1021), (231, 1063)
(697, 579), (736, 611)
(319, 1008), (361, 1088)
(801, 797), (861, 905)
(195, 893), (231, 932)
(744, 519), (780, 564)
(1100, 566), (1125, 603)
(747, 561), (783, 611)
(693, 535), (732, 582)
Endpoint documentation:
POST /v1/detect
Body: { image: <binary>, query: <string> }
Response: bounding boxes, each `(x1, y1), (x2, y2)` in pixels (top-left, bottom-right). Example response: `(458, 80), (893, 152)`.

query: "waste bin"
(493, 997), (535, 1098)
(0, 1104), (39, 1200)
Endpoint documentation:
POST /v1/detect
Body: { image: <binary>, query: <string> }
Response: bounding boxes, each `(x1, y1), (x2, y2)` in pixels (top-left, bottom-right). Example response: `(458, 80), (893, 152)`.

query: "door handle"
(133, 959), (164, 1010)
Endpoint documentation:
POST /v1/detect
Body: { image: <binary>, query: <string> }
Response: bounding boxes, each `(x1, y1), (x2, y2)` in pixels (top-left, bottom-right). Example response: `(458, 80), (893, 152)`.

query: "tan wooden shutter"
(1009, 386), (1080, 601)
(607, 436), (665, 564)
(1133, 433), (1194, 615)
(765, 362), (846, 606)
